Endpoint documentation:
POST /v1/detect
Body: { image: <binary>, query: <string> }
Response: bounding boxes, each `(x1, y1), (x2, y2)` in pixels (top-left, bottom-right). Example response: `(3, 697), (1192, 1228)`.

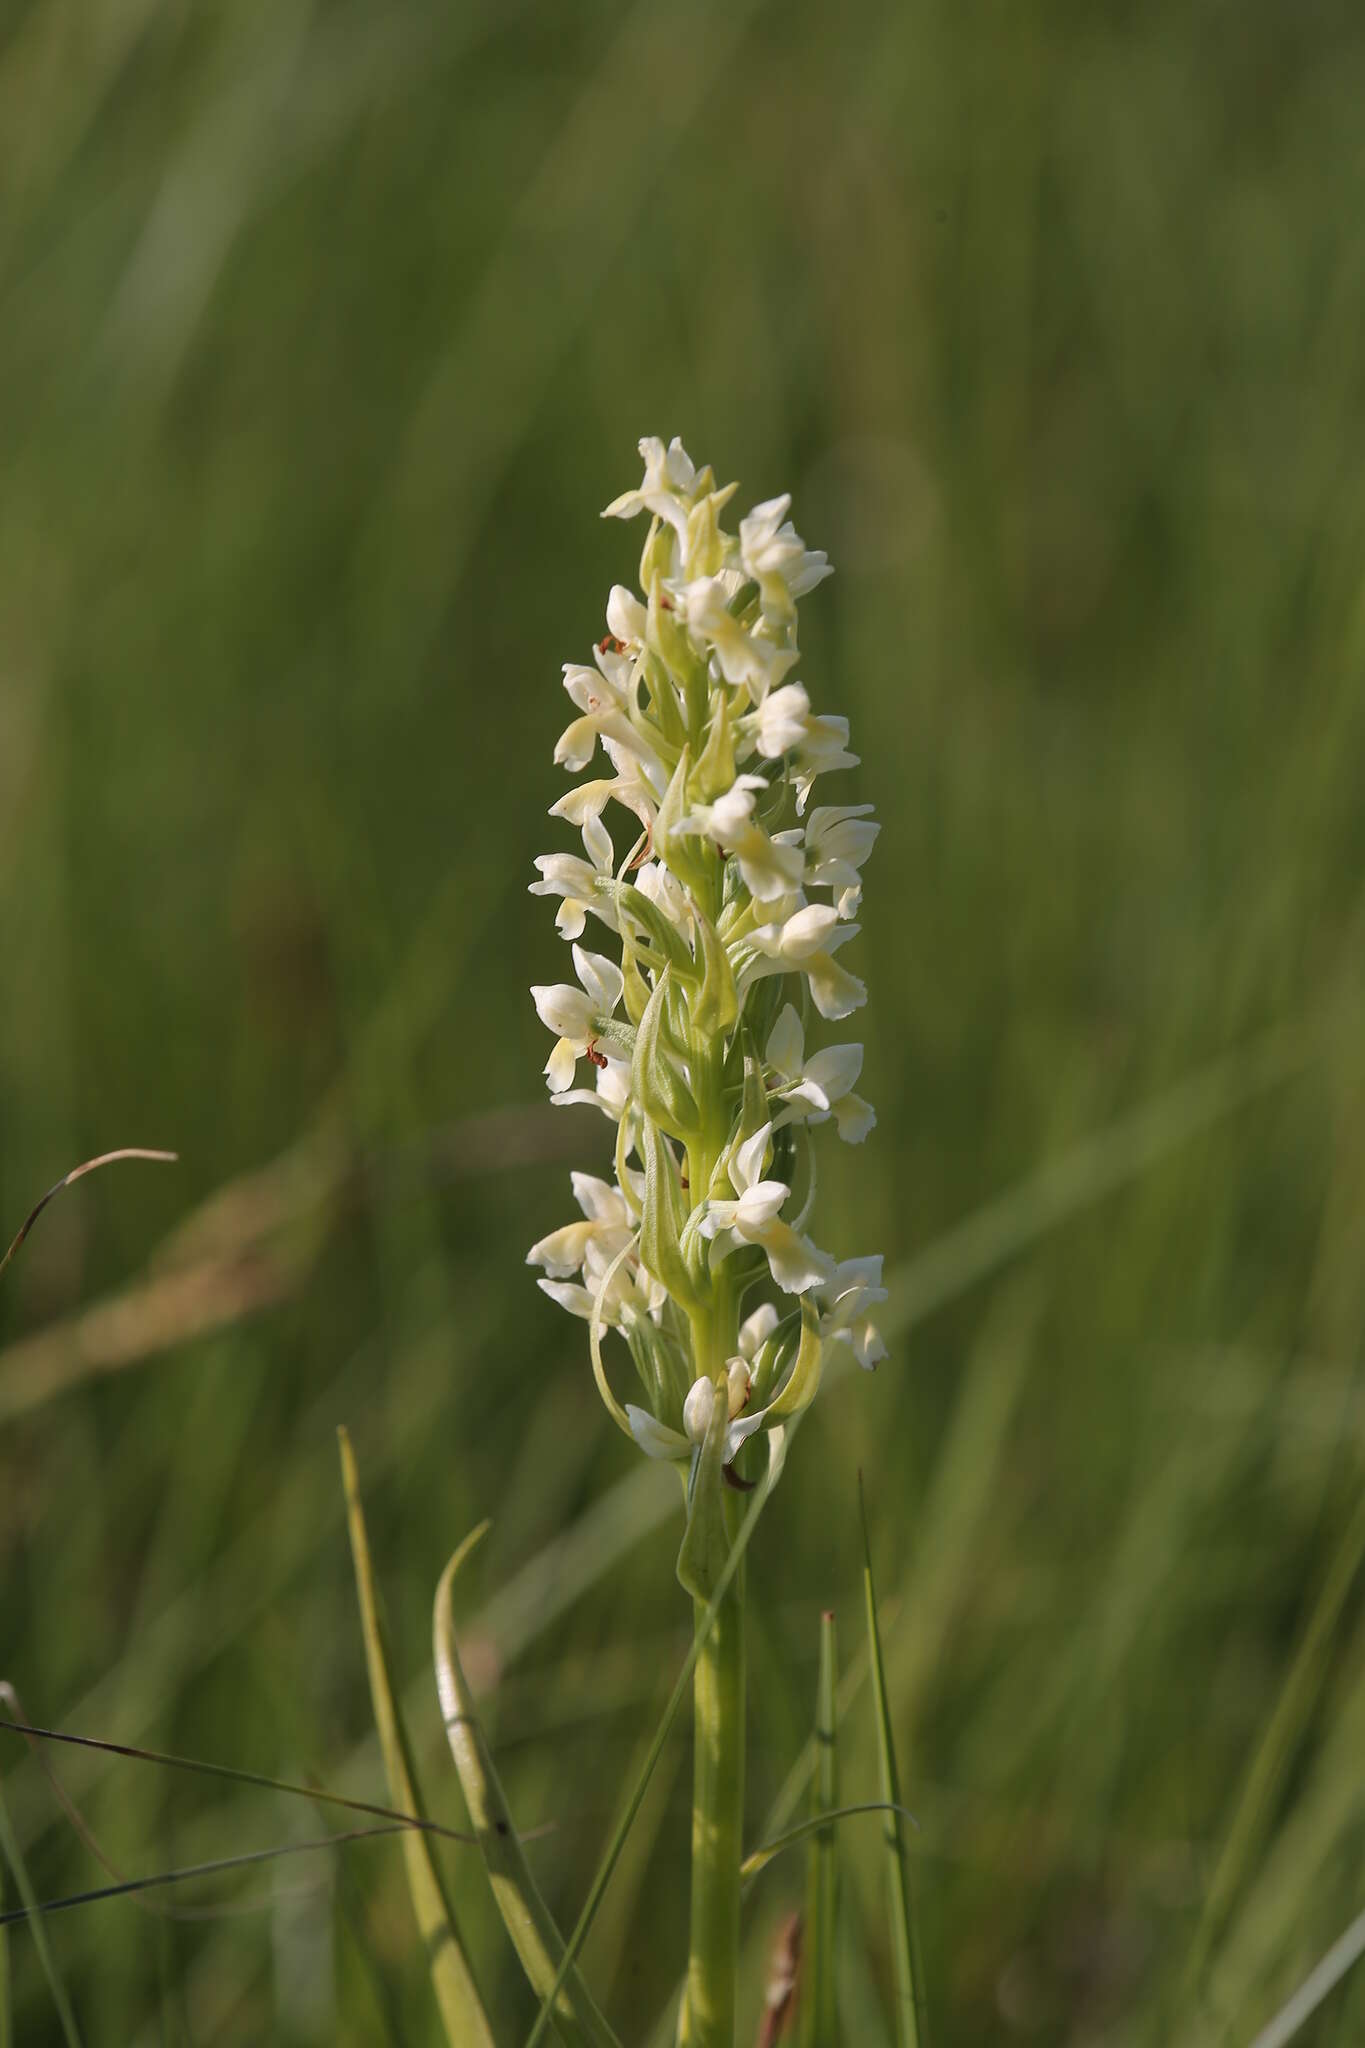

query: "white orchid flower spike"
(525, 436), (887, 1470)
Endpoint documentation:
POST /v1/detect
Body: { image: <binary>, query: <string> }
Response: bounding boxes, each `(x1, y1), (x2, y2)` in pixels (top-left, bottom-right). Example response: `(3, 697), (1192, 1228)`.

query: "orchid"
(521, 439), (889, 2048)
(529, 943), (625, 1094)
(765, 1003), (876, 1142)
(530, 438), (884, 1471)
(695, 1122), (832, 1294)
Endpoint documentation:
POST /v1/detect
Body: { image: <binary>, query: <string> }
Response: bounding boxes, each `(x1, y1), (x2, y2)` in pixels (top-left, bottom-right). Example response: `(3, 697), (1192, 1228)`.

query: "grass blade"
(800, 1609), (838, 2048)
(338, 1427), (497, 2048)
(741, 1804), (917, 1884)
(1245, 1901), (1365, 2048)
(0, 1830), (10, 2048)
(0, 1780), (82, 2048)
(524, 1422), (793, 2048)
(433, 1526), (620, 2048)
(1182, 1484), (1365, 2001)
(860, 1476), (924, 2048)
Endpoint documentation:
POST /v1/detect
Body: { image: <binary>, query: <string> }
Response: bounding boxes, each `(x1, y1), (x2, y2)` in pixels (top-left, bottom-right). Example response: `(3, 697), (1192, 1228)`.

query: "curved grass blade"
(0, 1781), (82, 2048)
(860, 1476), (924, 2048)
(741, 1802), (918, 1883)
(800, 1609), (838, 2048)
(338, 1428), (497, 2048)
(433, 1526), (621, 2048)
(0, 1149), (177, 1283)
(524, 1423), (792, 2048)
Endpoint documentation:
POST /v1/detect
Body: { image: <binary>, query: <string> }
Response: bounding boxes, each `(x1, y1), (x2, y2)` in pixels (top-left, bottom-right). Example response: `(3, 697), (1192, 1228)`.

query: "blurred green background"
(4, 1), (1365, 2041)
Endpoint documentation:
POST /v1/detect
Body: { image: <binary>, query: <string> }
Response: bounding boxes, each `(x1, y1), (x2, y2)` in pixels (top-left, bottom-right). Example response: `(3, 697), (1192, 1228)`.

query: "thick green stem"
(684, 1538), (745, 2047)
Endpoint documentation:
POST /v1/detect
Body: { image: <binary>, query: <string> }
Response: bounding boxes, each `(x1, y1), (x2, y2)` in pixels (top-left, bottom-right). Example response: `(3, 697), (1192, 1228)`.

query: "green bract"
(528, 437), (887, 1487)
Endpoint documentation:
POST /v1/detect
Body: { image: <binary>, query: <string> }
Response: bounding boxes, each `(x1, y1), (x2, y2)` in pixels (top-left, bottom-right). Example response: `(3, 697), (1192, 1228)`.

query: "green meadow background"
(4, 2), (1365, 2041)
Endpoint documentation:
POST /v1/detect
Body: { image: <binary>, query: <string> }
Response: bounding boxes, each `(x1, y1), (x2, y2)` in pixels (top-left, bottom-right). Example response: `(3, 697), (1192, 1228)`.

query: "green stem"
(683, 1537), (745, 2048)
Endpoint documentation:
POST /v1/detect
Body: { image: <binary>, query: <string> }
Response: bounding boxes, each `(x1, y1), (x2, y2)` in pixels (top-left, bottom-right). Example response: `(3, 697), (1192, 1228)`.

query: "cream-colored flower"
(765, 1005), (875, 1142)
(744, 903), (866, 1020)
(530, 944), (624, 1094)
(804, 804), (879, 918)
(680, 576), (799, 701)
(529, 813), (617, 939)
(678, 773), (804, 903)
(697, 1123), (832, 1293)
(739, 493), (832, 625)
(819, 1256), (888, 1369)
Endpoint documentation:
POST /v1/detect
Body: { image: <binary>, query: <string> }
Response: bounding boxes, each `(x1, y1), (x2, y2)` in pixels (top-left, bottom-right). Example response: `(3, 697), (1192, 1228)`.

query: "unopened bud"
(683, 1375), (716, 1443)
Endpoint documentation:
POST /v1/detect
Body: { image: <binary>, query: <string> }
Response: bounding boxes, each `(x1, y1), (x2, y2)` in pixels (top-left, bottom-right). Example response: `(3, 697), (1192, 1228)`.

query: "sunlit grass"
(4, 0), (1365, 2041)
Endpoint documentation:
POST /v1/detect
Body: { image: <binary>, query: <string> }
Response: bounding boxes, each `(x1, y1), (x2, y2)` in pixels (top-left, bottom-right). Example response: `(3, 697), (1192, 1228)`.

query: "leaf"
(433, 1529), (621, 2048)
(616, 884), (698, 981)
(800, 1609), (839, 2048)
(765, 1300), (824, 1422)
(692, 906), (738, 1038)
(524, 1425), (793, 2048)
(692, 687), (735, 801)
(337, 1429), (497, 2048)
(639, 1116), (705, 1316)
(632, 972), (701, 1141)
(860, 1476), (925, 2048)
(0, 1780), (82, 2048)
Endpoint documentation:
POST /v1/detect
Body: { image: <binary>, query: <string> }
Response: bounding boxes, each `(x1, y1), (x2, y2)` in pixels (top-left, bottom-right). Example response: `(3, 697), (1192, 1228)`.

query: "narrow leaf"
(692, 907), (738, 1038)
(765, 1301), (823, 1422)
(860, 1477), (924, 2048)
(632, 973), (701, 1141)
(692, 688), (735, 802)
(639, 1117), (704, 1316)
(434, 1530), (621, 2048)
(800, 1611), (839, 2048)
(616, 885), (698, 981)
(338, 1429), (497, 2048)
(0, 1782), (82, 2048)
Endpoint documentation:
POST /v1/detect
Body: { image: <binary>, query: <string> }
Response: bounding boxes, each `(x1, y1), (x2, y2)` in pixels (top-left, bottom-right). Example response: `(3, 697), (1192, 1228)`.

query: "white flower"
(819, 1256), (889, 1370)
(633, 858), (692, 935)
(803, 804), (880, 918)
(530, 943), (624, 1094)
(554, 660), (663, 782)
(606, 584), (649, 648)
(765, 1005), (875, 1143)
(697, 1123), (832, 1293)
(743, 683), (812, 761)
(529, 813), (617, 939)
(792, 714), (859, 813)
(548, 1051), (631, 1121)
(626, 1360), (762, 1465)
(745, 903), (866, 1021)
(736, 1301), (779, 1363)
(602, 435), (700, 546)
(680, 576), (799, 701)
(739, 494), (832, 625)
(527, 1172), (633, 1279)
(678, 773), (804, 903)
